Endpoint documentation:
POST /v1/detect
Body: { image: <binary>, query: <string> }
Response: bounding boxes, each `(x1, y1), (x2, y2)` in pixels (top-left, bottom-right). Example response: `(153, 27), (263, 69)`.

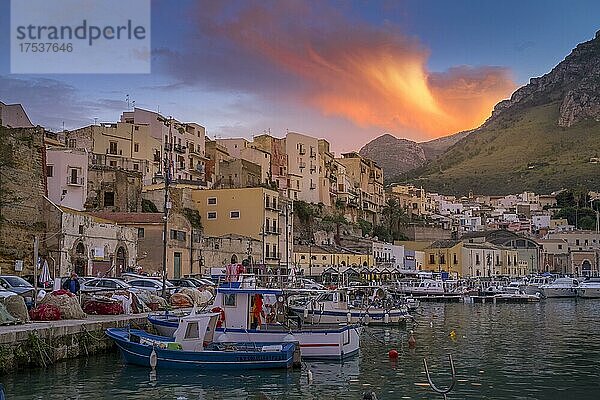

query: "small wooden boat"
(107, 312), (297, 370)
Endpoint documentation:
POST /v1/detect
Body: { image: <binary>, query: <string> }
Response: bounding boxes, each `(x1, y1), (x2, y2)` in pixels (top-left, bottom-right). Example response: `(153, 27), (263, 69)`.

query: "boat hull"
(541, 287), (578, 298)
(106, 328), (295, 370)
(147, 315), (360, 360)
(577, 287), (600, 298)
(288, 306), (410, 326)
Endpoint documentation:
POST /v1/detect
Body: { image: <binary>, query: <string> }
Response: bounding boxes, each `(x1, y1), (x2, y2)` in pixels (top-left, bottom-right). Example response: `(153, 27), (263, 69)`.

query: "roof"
(427, 240), (462, 249)
(87, 212), (164, 224)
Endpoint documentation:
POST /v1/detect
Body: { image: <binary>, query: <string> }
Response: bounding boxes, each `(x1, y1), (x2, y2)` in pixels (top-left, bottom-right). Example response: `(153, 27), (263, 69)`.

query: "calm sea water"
(3, 300), (600, 399)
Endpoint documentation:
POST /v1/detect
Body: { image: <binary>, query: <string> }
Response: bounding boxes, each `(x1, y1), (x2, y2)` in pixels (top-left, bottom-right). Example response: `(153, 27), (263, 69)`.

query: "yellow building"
(424, 240), (464, 277)
(293, 244), (373, 278)
(389, 184), (434, 217)
(192, 187), (283, 270)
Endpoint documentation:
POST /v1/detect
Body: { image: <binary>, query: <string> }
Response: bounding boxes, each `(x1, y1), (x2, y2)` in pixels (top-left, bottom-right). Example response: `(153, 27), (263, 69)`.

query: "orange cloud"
(194, 2), (516, 139)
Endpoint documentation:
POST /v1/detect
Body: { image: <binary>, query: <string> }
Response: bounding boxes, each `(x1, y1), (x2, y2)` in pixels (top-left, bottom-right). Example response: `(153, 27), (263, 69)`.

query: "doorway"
(174, 252), (182, 279)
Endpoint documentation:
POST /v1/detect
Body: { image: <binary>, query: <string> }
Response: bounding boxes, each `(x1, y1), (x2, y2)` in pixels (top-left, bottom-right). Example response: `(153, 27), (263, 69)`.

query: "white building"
(286, 131), (322, 204)
(372, 241), (405, 269)
(46, 148), (88, 211)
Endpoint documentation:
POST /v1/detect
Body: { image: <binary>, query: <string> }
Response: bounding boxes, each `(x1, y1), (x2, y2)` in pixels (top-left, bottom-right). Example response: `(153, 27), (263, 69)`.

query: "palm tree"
(381, 197), (409, 240)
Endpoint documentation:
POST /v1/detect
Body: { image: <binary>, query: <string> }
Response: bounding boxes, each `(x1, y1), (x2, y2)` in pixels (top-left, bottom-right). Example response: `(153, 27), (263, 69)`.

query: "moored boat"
(540, 277), (579, 298)
(107, 312), (297, 370)
(577, 278), (600, 298)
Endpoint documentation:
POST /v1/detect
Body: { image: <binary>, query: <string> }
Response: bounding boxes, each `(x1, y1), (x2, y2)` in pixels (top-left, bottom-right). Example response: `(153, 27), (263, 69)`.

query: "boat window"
(322, 293), (334, 302)
(224, 294), (236, 307)
(185, 322), (199, 339)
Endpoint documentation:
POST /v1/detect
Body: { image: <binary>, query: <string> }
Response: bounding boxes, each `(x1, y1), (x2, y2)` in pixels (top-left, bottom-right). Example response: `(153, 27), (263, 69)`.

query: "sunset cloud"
(174, 1), (516, 140)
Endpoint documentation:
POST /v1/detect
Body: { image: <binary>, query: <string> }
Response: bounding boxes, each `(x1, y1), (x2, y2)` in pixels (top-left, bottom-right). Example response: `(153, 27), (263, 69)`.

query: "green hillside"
(407, 102), (600, 195)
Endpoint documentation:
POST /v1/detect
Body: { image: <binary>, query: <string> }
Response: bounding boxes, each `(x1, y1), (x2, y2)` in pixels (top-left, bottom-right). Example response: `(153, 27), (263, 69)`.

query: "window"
(453, 254), (458, 264)
(67, 139), (76, 148)
(70, 168), (79, 184)
(134, 143), (139, 152)
(207, 197), (217, 205)
(322, 256), (327, 261)
(558, 244), (563, 250)
(138, 228), (145, 238)
(265, 243), (270, 257)
(207, 211), (217, 220)
(184, 322), (199, 339)
(170, 230), (186, 241)
(576, 239), (580, 246)
(109, 160), (117, 167)
(230, 210), (240, 219)
(78, 225), (84, 234)
(429, 254), (435, 264)
(224, 293), (236, 307)
(475, 254), (481, 265)
(133, 163), (139, 171)
(46, 165), (54, 177)
(440, 255), (445, 264)
(104, 192), (115, 207)
(109, 141), (117, 155)
(265, 218), (270, 232)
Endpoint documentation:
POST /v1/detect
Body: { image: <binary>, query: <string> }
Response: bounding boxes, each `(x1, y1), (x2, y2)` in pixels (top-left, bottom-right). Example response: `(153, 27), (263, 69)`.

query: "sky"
(1, 0), (599, 153)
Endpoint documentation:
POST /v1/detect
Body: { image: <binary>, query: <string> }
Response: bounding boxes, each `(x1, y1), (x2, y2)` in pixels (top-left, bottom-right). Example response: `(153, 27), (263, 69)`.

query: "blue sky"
(0, 0), (598, 152)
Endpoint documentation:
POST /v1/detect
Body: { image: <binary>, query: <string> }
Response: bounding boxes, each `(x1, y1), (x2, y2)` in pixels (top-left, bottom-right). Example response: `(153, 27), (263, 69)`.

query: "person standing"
(62, 272), (80, 294)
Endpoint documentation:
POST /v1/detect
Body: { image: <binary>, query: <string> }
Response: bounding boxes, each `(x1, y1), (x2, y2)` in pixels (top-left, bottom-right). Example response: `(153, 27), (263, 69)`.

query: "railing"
(299, 148), (306, 155)
(299, 162), (306, 169)
(174, 144), (187, 154)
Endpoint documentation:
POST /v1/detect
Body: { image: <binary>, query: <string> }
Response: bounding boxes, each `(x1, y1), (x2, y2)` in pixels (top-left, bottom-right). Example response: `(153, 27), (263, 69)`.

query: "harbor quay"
(0, 313), (150, 374)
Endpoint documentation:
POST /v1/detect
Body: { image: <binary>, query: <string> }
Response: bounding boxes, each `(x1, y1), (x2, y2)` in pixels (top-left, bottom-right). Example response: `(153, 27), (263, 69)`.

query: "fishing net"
(135, 292), (168, 310)
(0, 303), (17, 324)
(29, 304), (61, 321)
(82, 298), (124, 315)
(0, 295), (29, 323)
(39, 291), (87, 319)
(179, 288), (213, 306)
(169, 292), (193, 308)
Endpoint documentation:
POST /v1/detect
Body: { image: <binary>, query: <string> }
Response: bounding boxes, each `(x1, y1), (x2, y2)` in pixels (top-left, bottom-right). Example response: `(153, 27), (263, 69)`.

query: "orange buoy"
(388, 349), (399, 358)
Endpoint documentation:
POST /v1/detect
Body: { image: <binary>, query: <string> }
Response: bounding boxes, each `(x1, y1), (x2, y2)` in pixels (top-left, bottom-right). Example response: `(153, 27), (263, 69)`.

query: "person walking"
(62, 272), (80, 295)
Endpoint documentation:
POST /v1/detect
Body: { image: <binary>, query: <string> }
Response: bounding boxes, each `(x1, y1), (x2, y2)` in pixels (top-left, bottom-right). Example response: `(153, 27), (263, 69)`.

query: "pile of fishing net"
(135, 291), (168, 311)
(0, 294), (29, 323)
(169, 292), (193, 308)
(178, 288), (213, 306)
(0, 303), (18, 324)
(29, 304), (61, 321)
(83, 297), (124, 315)
(39, 290), (87, 319)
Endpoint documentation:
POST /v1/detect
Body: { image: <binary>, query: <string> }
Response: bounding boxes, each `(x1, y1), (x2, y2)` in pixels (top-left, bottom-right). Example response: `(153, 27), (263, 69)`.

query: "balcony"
(266, 252), (281, 260)
(310, 183), (316, 190)
(309, 165), (316, 173)
(153, 153), (161, 162)
(298, 162), (306, 169)
(309, 150), (316, 158)
(299, 147), (306, 155)
(265, 202), (280, 212)
(174, 144), (187, 154)
(66, 176), (84, 186)
(266, 226), (281, 235)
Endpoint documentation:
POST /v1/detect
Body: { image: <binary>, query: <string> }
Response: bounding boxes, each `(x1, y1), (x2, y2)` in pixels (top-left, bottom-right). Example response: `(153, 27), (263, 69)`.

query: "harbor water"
(2, 299), (600, 399)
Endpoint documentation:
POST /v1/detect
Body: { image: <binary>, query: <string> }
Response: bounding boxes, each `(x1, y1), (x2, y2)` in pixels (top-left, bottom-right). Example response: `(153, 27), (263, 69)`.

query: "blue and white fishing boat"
(148, 280), (361, 360)
(107, 312), (297, 370)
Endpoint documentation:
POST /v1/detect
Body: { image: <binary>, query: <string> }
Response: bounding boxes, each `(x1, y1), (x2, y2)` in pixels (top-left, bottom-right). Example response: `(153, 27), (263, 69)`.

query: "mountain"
(358, 130), (470, 178)
(406, 31), (600, 195)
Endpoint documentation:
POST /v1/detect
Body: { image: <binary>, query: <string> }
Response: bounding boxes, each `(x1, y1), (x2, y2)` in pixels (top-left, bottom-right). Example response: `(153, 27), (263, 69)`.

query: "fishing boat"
(148, 283), (361, 360)
(539, 277), (579, 298)
(577, 278), (600, 298)
(288, 286), (411, 326)
(107, 312), (297, 370)
(523, 275), (554, 296)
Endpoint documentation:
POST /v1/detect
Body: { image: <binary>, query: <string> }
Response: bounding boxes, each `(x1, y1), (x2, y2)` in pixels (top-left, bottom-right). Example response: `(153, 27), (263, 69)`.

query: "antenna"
(62, 121), (65, 131)
(126, 94), (130, 109)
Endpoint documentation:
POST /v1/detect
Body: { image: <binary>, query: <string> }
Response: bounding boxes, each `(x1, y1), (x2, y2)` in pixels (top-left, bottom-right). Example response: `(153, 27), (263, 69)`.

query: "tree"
(381, 197), (409, 241)
(357, 219), (372, 237)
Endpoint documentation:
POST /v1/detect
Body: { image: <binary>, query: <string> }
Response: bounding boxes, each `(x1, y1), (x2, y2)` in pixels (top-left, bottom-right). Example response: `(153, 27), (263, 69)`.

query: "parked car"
(0, 275), (36, 307)
(80, 278), (133, 293)
(169, 278), (199, 289)
(22, 274), (54, 290)
(127, 279), (176, 296)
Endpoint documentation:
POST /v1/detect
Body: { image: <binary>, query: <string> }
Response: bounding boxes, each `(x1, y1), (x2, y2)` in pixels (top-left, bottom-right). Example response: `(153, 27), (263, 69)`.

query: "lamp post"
(161, 117), (173, 298)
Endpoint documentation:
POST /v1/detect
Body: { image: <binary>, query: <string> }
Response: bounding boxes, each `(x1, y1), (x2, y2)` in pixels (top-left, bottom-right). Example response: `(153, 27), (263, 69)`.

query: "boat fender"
(303, 308), (309, 319)
(149, 348), (158, 369)
(408, 330), (416, 349)
(347, 312), (352, 323)
(211, 307), (226, 328)
(307, 369), (313, 384)
(384, 313), (390, 324)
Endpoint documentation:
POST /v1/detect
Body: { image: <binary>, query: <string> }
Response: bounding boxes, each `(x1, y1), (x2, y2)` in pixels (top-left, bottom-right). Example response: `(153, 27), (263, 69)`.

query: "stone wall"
(85, 166), (142, 212)
(0, 126), (46, 274)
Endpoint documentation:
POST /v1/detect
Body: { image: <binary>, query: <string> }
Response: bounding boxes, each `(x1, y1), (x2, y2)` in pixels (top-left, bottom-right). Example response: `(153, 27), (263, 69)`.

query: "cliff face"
(489, 30), (600, 128)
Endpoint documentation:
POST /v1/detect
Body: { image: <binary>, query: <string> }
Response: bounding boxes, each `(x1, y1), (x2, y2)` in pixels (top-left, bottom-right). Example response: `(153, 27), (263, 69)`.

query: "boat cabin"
(173, 312), (220, 351)
(213, 286), (286, 330)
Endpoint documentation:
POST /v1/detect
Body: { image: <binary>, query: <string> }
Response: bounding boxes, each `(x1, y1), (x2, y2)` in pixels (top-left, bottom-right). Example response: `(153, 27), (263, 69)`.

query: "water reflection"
(3, 300), (600, 399)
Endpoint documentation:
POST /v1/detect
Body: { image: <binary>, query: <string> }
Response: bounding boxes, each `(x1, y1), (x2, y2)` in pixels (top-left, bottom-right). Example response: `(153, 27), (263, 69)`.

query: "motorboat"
(577, 278), (600, 298)
(523, 276), (554, 296)
(539, 277), (579, 298)
(288, 286), (411, 326)
(148, 282), (360, 360)
(107, 312), (297, 370)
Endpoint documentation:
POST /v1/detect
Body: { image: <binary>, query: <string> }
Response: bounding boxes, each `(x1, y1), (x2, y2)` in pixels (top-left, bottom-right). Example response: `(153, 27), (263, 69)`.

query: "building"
(424, 240), (463, 277)
(201, 234), (263, 276)
(65, 122), (162, 185)
(216, 158), (261, 189)
(372, 241), (404, 269)
(192, 187), (287, 273)
(87, 211), (197, 279)
(46, 148), (88, 211)
(85, 166), (143, 212)
(252, 134), (289, 198)
(216, 138), (271, 185)
(286, 131), (322, 204)
(545, 230), (600, 251)
(44, 200), (138, 277)
(292, 243), (373, 279)
(204, 139), (232, 187)
(388, 184), (433, 218)
(0, 101), (34, 128)
(0, 125), (46, 274)
(538, 238), (570, 274)
(336, 152), (384, 225)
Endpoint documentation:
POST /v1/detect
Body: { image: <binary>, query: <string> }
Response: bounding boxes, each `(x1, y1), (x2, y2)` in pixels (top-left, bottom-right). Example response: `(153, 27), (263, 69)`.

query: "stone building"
(201, 234), (263, 276)
(43, 199), (138, 277)
(0, 125), (47, 274)
(85, 166), (142, 212)
(216, 158), (261, 189)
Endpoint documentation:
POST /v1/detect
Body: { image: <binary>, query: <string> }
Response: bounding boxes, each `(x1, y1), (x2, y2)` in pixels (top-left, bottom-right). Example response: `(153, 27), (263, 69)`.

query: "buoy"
(307, 369), (313, 384)
(450, 330), (457, 341)
(388, 349), (399, 359)
(303, 308), (309, 319)
(384, 313), (390, 324)
(408, 331), (416, 349)
(149, 348), (158, 369)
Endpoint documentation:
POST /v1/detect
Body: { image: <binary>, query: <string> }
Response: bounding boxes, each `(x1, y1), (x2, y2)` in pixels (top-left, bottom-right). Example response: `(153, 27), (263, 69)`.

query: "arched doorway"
(582, 260), (592, 277)
(116, 246), (127, 276)
(74, 242), (86, 276)
(230, 254), (238, 264)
